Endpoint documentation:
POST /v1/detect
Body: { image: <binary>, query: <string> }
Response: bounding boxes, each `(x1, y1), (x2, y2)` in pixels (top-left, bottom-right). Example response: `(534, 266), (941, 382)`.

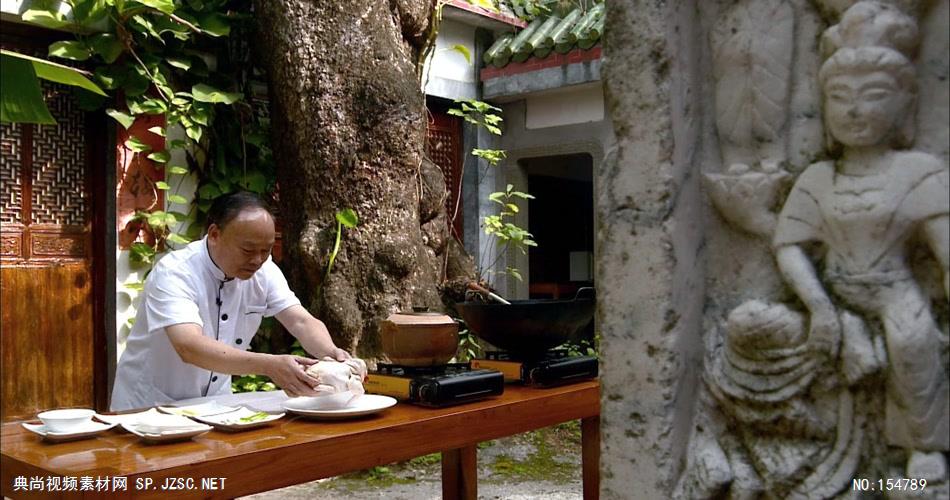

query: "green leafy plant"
(19, 1), (276, 302)
(454, 323), (482, 362)
(231, 374), (277, 393)
(0, 49), (106, 124)
(446, 99), (537, 286)
(325, 208), (359, 282)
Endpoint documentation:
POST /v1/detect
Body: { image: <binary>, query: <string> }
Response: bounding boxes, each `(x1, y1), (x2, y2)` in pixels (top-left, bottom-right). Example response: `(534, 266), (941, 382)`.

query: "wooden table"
(1, 381), (600, 499)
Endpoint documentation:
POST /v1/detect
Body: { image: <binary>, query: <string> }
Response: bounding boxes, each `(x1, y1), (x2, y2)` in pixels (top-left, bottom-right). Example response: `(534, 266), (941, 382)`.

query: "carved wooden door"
(426, 109), (463, 242)
(0, 34), (107, 420)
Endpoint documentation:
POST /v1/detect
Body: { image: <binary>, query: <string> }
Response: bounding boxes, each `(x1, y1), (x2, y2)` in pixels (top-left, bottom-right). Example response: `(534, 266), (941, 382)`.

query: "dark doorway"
(523, 153), (594, 300)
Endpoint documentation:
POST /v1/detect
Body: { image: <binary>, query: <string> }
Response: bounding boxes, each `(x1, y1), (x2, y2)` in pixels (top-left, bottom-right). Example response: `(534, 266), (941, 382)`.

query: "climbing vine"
(21, 0), (274, 285)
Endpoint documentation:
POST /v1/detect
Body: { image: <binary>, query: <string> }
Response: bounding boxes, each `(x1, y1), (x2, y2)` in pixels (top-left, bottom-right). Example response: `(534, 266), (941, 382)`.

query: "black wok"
(455, 288), (595, 356)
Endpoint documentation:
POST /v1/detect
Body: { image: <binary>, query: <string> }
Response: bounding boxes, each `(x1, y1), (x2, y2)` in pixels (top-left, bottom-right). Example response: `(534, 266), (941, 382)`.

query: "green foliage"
(231, 374), (277, 393)
(18, 0), (276, 291)
(325, 208), (360, 283)
(482, 184), (537, 278)
(1, 49), (105, 124)
(448, 99), (537, 286)
(454, 325), (482, 362)
(472, 148), (506, 167)
(447, 98), (503, 135)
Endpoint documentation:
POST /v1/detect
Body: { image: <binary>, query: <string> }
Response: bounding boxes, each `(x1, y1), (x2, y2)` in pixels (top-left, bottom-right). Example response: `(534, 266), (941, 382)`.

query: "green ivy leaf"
(123, 68), (150, 96)
(167, 194), (188, 204)
(190, 101), (211, 125)
(137, 0), (177, 15)
(49, 41), (92, 61)
(238, 171), (269, 193)
(89, 33), (124, 64)
(167, 165), (188, 175)
(148, 126), (165, 137)
(198, 183), (221, 199)
(450, 44), (471, 64)
(21, 9), (68, 30)
(197, 12), (230, 37)
(166, 56), (192, 70)
(131, 15), (164, 42)
(186, 125), (203, 142)
(125, 136), (151, 153)
(94, 65), (127, 90)
(147, 151), (170, 163)
(106, 109), (135, 129)
(192, 83), (242, 104)
(166, 232), (191, 244)
(336, 208), (359, 229)
(129, 242), (156, 265)
(155, 181), (171, 190)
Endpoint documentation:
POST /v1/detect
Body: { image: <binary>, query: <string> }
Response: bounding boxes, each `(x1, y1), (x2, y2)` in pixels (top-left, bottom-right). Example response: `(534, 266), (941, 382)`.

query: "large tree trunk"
(255, 0), (465, 356)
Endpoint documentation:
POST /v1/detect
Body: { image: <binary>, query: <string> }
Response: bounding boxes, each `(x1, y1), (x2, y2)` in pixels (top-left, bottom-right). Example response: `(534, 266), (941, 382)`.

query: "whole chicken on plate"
(305, 357), (367, 396)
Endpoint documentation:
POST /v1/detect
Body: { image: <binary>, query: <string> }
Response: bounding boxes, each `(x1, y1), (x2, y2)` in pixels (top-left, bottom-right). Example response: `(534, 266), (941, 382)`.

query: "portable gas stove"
(364, 363), (505, 407)
(471, 350), (598, 386)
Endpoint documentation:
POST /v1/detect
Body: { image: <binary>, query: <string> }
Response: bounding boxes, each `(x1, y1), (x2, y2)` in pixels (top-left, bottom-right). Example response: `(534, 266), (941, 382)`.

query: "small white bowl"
(37, 408), (95, 433)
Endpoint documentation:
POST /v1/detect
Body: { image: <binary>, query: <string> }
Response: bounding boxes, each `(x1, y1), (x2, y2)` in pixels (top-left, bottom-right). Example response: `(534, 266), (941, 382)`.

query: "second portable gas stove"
(364, 362), (505, 407)
(472, 350), (599, 386)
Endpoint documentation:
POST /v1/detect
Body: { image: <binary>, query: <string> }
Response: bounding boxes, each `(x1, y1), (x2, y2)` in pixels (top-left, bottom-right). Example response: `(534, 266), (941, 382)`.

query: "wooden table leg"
(582, 416), (600, 500)
(441, 445), (477, 500)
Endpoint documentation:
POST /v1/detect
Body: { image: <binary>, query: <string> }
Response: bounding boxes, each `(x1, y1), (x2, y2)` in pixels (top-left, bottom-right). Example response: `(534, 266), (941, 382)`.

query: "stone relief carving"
(686, 2), (950, 497)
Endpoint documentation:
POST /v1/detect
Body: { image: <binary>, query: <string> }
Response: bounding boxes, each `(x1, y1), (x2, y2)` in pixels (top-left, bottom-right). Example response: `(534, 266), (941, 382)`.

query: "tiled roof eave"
(480, 45), (602, 81)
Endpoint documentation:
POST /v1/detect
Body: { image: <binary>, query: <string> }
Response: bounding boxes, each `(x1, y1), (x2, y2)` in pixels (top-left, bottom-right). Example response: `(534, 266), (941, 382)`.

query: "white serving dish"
(191, 407), (284, 432)
(282, 394), (397, 420)
(157, 401), (239, 418)
(37, 408), (95, 433)
(120, 422), (212, 444)
(22, 421), (117, 443)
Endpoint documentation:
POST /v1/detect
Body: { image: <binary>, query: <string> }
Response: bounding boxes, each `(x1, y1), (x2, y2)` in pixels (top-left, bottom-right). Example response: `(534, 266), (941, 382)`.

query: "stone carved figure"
(775, 0), (949, 472)
(683, 2), (949, 498)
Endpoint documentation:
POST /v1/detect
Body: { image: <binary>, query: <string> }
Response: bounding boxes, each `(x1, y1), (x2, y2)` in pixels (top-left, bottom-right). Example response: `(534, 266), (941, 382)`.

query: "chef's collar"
(202, 236), (233, 283)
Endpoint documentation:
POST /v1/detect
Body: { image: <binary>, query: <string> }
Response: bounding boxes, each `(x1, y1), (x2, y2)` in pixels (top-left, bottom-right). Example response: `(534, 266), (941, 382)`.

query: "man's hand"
(331, 347), (351, 361)
(263, 355), (322, 397)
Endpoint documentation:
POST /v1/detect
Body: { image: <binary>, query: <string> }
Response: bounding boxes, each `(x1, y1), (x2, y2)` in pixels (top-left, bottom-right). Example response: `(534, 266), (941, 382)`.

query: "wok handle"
(573, 287), (596, 301)
(467, 282), (512, 305)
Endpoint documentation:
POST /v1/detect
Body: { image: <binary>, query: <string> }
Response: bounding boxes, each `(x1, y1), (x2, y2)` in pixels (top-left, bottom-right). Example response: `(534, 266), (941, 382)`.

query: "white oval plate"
(192, 407), (284, 432)
(282, 394), (397, 420)
(22, 421), (117, 443)
(121, 422), (212, 444)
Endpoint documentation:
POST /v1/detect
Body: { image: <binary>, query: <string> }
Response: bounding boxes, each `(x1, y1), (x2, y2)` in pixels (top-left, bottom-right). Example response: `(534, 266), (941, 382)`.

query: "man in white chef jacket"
(111, 191), (349, 411)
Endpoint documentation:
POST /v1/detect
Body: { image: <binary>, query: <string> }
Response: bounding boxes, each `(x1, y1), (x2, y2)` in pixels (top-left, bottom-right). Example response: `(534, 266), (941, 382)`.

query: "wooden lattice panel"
(0, 123), (23, 225)
(425, 110), (463, 240)
(31, 83), (87, 227)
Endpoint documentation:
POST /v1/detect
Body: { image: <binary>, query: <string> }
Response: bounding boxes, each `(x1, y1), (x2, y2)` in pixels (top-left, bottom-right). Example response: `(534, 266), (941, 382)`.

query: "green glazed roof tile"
(483, 5), (603, 69)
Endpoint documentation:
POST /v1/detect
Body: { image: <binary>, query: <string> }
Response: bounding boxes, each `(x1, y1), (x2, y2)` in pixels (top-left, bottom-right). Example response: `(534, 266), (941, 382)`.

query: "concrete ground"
(242, 423), (583, 500)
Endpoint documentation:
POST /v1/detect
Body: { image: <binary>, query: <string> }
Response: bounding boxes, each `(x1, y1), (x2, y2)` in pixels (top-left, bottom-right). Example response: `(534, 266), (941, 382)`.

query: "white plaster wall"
(115, 128), (196, 359)
(422, 19), (479, 100)
(525, 83), (605, 129)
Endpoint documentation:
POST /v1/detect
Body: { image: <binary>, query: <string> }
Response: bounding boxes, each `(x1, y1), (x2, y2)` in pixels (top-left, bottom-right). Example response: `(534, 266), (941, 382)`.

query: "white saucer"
(121, 422), (212, 444)
(157, 401), (238, 418)
(192, 407), (284, 432)
(282, 394), (397, 420)
(22, 421), (117, 443)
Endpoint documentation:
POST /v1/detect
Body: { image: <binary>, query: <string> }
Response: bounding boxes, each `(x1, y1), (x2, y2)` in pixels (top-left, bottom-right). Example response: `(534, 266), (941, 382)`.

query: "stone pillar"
(601, 1), (950, 499)
(600, 0), (707, 497)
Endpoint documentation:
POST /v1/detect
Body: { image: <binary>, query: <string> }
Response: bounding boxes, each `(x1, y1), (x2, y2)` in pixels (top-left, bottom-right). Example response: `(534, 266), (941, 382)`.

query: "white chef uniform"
(111, 237), (300, 411)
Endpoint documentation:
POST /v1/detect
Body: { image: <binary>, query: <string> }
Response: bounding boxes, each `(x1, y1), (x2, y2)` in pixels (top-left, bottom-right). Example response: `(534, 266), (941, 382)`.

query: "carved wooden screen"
(426, 110), (463, 242)
(1, 83), (89, 260)
(0, 66), (100, 420)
